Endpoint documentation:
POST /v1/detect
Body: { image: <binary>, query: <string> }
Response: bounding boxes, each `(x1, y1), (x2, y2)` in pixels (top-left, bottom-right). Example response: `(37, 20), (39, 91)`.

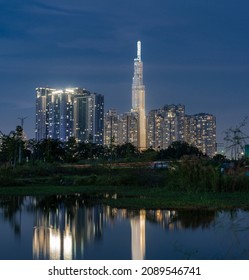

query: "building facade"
(184, 113), (216, 157)
(104, 110), (139, 147)
(35, 87), (54, 141)
(118, 111), (138, 147)
(104, 109), (119, 146)
(147, 104), (185, 150)
(35, 87), (104, 144)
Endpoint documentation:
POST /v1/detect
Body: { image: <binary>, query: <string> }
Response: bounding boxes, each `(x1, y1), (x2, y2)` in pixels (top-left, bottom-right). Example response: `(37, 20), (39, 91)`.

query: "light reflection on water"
(0, 195), (249, 260)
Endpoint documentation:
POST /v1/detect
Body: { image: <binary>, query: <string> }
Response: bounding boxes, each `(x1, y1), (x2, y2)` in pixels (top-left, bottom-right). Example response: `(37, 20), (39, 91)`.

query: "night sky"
(0, 0), (249, 143)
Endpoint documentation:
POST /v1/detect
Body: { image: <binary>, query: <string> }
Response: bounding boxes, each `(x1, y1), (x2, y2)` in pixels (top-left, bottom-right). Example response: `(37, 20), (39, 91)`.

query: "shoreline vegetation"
(1, 158), (249, 210)
(1, 132), (249, 210)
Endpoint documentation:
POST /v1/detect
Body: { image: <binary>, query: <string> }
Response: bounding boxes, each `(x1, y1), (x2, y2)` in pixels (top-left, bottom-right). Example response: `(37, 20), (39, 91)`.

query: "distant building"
(118, 111), (138, 147)
(48, 88), (75, 141)
(104, 110), (138, 148)
(35, 87), (104, 144)
(104, 109), (119, 146)
(147, 104), (185, 149)
(147, 109), (164, 149)
(73, 89), (104, 144)
(35, 87), (54, 141)
(185, 113), (216, 157)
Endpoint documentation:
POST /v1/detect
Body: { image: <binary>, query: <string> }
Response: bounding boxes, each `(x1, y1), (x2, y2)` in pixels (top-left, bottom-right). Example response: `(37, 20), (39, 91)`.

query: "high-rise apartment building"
(185, 113), (216, 157)
(147, 104), (185, 149)
(73, 90), (104, 144)
(131, 41), (146, 150)
(104, 110), (139, 147)
(35, 87), (104, 144)
(47, 88), (75, 141)
(118, 111), (138, 146)
(104, 109), (119, 146)
(35, 87), (54, 141)
(91, 93), (104, 145)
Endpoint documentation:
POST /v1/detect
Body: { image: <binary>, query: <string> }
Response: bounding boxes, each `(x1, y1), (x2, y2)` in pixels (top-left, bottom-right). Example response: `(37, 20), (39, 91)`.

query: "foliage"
(0, 135), (205, 166)
(171, 157), (220, 192)
(140, 148), (158, 161)
(1, 128), (249, 194)
(31, 138), (65, 162)
(0, 126), (25, 166)
(157, 141), (203, 160)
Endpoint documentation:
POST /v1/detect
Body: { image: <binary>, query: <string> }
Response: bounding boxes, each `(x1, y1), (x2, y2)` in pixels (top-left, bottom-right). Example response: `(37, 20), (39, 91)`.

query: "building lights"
(35, 87), (104, 144)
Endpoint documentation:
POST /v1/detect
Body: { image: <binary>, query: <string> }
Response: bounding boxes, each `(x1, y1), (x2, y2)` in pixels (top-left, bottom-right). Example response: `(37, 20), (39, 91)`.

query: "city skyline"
(0, 0), (249, 144)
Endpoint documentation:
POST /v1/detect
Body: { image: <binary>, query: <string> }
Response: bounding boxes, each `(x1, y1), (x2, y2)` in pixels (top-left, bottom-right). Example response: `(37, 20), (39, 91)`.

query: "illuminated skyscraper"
(47, 88), (75, 141)
(132, 41), (146, 150)
(73, 90), (104, 144)
(35, 87), (54, 141)
(35, 87), (104, 144)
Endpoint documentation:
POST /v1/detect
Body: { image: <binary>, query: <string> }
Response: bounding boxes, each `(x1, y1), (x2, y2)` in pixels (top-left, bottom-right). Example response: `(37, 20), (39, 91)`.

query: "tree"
(140, 148), (158, 161)
(76, 142), (105, 161)
(63, 137), (78, 163)
(0, 126), (25, 166)
(115, 143), (139, 160)
(157, 141), (203, 160)
(32, 139), (64, 162)
(213, 154), (226, 163)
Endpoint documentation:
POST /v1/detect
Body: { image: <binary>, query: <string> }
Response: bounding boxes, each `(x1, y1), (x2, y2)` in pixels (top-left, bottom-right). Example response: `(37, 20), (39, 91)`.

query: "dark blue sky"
(0, 0), (249, 143)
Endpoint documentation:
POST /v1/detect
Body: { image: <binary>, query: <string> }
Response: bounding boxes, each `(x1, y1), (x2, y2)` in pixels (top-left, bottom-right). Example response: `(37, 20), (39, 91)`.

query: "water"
(1, 194), (249, 260)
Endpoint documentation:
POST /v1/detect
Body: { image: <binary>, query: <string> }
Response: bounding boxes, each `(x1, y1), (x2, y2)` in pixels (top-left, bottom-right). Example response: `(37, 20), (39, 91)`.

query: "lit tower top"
(137, 40), (141, 62)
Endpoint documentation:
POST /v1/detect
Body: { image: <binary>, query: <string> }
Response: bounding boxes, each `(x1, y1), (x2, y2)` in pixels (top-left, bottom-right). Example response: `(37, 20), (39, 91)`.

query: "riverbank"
(1, 184), (249, 210)
(0, 162), (249, 210)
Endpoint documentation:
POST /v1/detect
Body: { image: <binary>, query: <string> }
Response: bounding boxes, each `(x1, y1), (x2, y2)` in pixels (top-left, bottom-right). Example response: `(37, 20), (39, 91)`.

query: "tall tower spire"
(137, 40), (141, 62)
(132, 41), (146, 150)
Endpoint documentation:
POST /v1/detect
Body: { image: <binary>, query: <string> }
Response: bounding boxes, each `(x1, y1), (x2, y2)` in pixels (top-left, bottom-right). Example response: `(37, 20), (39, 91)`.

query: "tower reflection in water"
(130, 209), (182, 260)
(32, 198), (103, 260)
(131, 210), (146, 260)
(32, 196), (183, 260)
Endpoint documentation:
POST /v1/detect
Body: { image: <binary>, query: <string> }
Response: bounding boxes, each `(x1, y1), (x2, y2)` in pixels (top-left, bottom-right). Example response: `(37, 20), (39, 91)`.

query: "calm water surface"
(1, 195), (249, 260)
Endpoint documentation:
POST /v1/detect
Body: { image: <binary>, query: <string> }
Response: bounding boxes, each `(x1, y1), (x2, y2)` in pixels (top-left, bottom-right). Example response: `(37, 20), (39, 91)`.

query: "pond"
(0, 194), (249, 260)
